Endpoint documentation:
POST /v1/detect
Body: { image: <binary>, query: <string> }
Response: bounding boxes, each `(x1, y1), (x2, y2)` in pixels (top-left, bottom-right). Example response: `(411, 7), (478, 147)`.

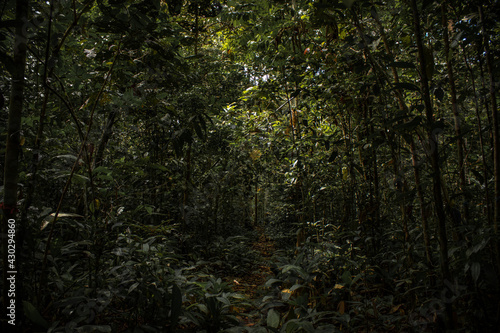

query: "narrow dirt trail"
(225, 227), (276, 326)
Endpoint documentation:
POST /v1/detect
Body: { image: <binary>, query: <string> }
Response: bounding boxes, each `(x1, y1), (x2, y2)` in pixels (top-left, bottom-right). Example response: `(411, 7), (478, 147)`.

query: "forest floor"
(225, 226), (276, 327)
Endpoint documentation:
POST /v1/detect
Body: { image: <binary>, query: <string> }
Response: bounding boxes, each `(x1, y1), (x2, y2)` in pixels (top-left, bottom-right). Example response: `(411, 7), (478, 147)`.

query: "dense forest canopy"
(1, 0), (500, 331)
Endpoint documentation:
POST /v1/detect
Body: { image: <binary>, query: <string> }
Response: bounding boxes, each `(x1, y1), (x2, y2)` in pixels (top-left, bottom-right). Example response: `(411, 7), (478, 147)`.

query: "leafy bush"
(182, 277), (250, 332)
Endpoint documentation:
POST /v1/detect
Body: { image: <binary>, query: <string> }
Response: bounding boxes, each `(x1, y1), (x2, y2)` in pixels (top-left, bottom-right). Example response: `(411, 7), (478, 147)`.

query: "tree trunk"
(461, 39), (492, 227)
(94, 108), (118, 168)
(182, 142), (192, 229)
(374, 11), (432, 268)
(409, 0), (453, 329)
(254, 181), (258, 226)
(410, 139), (433, 268)
(2, 0), (29, 329)
(352, 9), (410, 246)
(442, 1), (467, 236)
(479, 4), (500, 275)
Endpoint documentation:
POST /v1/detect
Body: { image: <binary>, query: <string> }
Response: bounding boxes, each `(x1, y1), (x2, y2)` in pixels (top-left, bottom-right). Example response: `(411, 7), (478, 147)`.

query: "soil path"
(225, 227), (276, 326)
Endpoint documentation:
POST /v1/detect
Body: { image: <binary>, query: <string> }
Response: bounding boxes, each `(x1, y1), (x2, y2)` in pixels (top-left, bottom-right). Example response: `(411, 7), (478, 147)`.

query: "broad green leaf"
(341, 270), (352, 285)
(264, 278), (283, 287)
(281, 264), (308, 279)
(289, 284), (305, 292)
(285, 320), (299, 333)
(281, 288), (292, 300)
(231, 293), (246, 299)
(196, 303), (209, 314)
(267, 308), (280, 328)
(216, 296), (231, 306)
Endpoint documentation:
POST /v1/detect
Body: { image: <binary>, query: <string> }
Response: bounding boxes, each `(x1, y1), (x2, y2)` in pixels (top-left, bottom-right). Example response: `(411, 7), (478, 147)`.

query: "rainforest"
(1, 0), (499, 332)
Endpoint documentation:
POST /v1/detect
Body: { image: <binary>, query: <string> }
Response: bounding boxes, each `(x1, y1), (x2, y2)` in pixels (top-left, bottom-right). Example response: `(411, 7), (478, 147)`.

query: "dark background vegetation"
(1, 0), (500, 332)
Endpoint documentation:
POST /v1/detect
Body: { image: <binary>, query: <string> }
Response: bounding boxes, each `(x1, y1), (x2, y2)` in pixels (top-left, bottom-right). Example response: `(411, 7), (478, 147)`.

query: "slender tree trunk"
(442, 1), (467, 235)
(410, 139), (433, 267)
(254, 181), (258, 226)
(94, 108), (118, 168)
(461, 44), (492, 226)
(368, 105), (381, 254)
(479, 5), (500, 274)
(373, 11), (433, 268)
(182, 142), (192, 229)
(477, 51), (495, 160)
(20, 0), (94, 259)
(353, 9), (411, 247)
(375, 11), (418, 255)
(2, 0), (29, 329)
(409, 0), (454, 329)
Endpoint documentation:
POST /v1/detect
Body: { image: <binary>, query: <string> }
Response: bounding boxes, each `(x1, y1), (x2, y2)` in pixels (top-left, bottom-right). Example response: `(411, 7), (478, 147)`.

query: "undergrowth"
(17, 211), (499, 332)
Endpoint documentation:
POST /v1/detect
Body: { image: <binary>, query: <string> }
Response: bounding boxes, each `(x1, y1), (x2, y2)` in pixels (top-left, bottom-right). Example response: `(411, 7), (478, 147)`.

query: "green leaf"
(284, 320), (299, 333)
(264, 278), (282, 287)
(144, 205), (154, 215)
(341, 270), (352, 285)
(40, 213), (84, 230)
(54, 154), (80, 161)
(267, 308), (280, 328)
(290, 284), (305, 292)
(128, 282), (140, 294)
(152, 163), (168, 172)
(196, 303), (209, 314)
(93, 166), (112, 174)
(300, 321), (316, 333)
(23, 301), (49, 329)
(231, 293), (246, 300)
(281, 265), (308, 279)
(351, 273), (362, 286)
(216, 296), (231, 306)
